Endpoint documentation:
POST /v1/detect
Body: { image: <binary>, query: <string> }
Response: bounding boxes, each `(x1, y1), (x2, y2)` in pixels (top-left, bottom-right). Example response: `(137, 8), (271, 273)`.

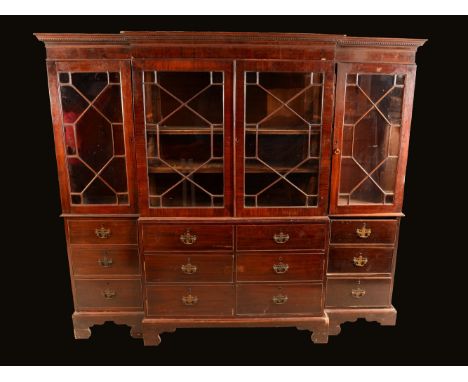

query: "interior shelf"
(148, 161), (319, 174)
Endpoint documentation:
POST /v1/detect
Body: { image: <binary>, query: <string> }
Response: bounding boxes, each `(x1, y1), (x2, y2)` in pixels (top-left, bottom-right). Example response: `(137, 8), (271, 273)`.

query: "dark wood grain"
(71, 245), (140, 276)
(236, 252), (324, 282)
(68, 219), (137, 245)
(34, 31), (425, 344)
(146, 284), (235, 317)
(142, 224), (233, 251)
(237, 224), (327, 250)
(326, 277), (392, 308)
(330, 219), (397, 244)
(236, 283), (323, 316)
(328, 246), (394, 274)
(145, 253), (233, 283)
(74, 279), (142, 310)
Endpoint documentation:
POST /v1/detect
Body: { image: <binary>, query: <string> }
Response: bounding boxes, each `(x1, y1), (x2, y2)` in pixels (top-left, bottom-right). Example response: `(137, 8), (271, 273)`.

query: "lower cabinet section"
(146, 285), (235, 317)
(236, 283), (323, 316)
(326, 277), (392, 308)
(74, 279), (143, 310)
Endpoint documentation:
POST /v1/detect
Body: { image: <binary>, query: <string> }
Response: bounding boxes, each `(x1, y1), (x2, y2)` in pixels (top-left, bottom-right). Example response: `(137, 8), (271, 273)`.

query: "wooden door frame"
(131, 59), (234, 217)
(47, 59), (137, 214)
(234, 60), (334, 217)
(329, 62), (416, 215)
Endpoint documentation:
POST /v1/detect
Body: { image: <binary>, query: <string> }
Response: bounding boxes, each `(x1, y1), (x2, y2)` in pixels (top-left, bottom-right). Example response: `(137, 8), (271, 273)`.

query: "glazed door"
(47, 60), (136, 213)
(235, 60), (334, 217)
(330, 63), (416, 214)
(132, 60), (233, 217)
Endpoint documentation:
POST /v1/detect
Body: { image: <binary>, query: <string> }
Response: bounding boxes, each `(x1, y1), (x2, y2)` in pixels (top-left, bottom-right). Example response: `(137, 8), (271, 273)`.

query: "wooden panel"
(328, 246), (394, 274)
(237, 224), (326, 250)
(145, 253), (233, 283)
(236, 283), (323, 316)
(146, 285), (235, 317)
(326, 277), (392, 308)
(330, 220), (397, 244)
(74, 279), (142, 310)
(142, 224), (233, 251)
(71, 245), (139, 276)
(236, 252), (324, 282)
(68, 219), (137, 244)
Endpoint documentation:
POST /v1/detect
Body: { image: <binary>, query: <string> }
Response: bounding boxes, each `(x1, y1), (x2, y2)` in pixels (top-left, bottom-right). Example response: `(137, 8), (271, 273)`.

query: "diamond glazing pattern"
(59, 71), (129, 205)
(338, 73), (405, 205)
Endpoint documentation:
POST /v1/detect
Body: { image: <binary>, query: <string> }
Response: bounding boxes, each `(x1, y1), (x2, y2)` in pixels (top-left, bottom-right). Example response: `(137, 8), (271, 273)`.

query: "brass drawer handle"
(356, 223), (371, 239)
(180, 230), (197, 245)
(98, 256), (113, 267)
(95, 226), (111, 239)
(272, 294), (288, 304)
(272, 262), (289, 274)
(182, 294), (198, 306)
(102, 288), (116, 299)
(273, 232), (289, 244)
(351, 288), (366, 298)
(353, 255), (368, 267)
(181, 263), (198, 274)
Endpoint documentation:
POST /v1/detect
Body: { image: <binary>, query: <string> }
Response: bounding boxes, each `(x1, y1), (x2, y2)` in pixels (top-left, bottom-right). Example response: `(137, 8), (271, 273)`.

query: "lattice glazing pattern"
(59, 71), (128, 205)
(143, 71), (224, 208)
(244, 72), (323, 207)
(338, 73), (405, 205)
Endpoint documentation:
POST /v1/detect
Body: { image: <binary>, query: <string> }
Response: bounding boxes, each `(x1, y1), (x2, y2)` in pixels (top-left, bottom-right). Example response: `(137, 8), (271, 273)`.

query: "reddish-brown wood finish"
(141, 224), (233, 252)
(236, 252), (324, 282)
(236, 224), (327, 251)
(326, 277), (392, 308)
(146, 285), (235, 317)
(330, 219), (397, 244)
(236, 283), (323, 316)
(132, 59), (233, 217)
(35, 31), (425, 345)
(329, 63), (417, 215)
(328, 246), (394, 274)
(235, 60), (334, 217)
(145, 253), (233, 283)
(71, 245), (140, 276)
(74, 279), (143, 310)
(68, 219), (138, 244)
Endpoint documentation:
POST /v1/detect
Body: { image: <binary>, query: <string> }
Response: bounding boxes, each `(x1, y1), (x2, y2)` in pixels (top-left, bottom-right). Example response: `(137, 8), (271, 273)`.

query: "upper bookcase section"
(35, 31), (426, 64)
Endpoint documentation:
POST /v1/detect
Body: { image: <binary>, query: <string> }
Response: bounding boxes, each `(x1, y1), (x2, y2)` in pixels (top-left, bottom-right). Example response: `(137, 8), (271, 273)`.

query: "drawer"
(146, 285), (235, 317)
(74, 279), (142, 310)
(142, 224), (233, 251)
(328, 246), (394, 274)
(236, 283), (323, 316)
(236, 224), (327, 251)
(236, 252), (324, 282)
(145, 253), (233, 283)
(330, 220), (397, 244)
(68, 219), (137, 245)
(71, 246), (140, 276)
(326, 277), (392, 308)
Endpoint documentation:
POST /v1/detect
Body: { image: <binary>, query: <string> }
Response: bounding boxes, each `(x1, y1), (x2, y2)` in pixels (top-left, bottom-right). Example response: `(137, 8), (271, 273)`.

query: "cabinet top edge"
(34, 31), (427, 48)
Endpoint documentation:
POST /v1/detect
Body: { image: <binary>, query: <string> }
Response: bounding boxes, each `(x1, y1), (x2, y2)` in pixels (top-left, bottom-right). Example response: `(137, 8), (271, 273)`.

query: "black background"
(1, 16), (466, 365)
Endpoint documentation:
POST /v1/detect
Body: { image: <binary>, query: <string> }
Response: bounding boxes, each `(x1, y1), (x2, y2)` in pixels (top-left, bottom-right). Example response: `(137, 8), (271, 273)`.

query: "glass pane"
(338, 73), (404, 206)
(244, 71), (323, 208)
(59, 71), (129, 206)
(144, 70), (225, 208)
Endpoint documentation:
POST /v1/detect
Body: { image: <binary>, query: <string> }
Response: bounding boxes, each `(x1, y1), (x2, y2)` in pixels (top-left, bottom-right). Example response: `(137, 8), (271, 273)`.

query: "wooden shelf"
(147, 126), (223, 135)
(148, 161), (318, 174)
(245, 129), (321, 135)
